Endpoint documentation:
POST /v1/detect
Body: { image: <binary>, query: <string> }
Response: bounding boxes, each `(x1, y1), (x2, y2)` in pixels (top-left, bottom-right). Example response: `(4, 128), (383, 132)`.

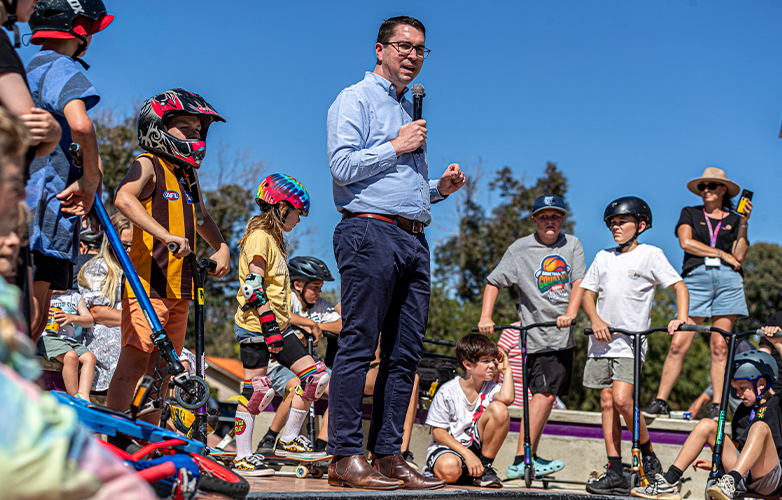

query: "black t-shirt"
(732, 394), (782, 457)
(758, 312), (782, 395)
(676, 206), (743, 276)
(0, 31), (28, 85)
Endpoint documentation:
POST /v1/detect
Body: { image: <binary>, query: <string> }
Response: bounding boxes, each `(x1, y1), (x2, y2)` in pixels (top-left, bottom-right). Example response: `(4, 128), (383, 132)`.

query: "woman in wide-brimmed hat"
(644, 166), (751, 420)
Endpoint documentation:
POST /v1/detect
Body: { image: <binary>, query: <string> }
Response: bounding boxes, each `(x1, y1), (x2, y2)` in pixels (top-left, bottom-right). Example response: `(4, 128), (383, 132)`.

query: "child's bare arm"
(558, 278), (584, 329)
(0, 73), (60, 156)
(478, 283), (500, 335)
(54, 299), (94, 328)
(667, 280), (689, 334)
(247, 257), (282, 353)
(493, 349), (515, 405)
(582, 289), (611, 343)
(115, 157), (191, 259)
(289, 312), (323, 342)
(432, 427), (483, 477)
(762, 326), (782, 358)
(193, 173), (229, 278)
(57, 99), (101, 216)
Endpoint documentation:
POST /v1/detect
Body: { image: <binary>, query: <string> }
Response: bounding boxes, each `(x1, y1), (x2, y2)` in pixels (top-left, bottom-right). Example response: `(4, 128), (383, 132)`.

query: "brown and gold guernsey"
(124, 153), (196, 300)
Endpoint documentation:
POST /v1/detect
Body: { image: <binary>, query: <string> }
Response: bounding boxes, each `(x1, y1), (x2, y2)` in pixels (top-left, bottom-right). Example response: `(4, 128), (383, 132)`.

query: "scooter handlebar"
(678, 324), (712, 333)
(471, 321), (558, 333)
(584, 326), (668, 336)
(167, 243), (216, 272)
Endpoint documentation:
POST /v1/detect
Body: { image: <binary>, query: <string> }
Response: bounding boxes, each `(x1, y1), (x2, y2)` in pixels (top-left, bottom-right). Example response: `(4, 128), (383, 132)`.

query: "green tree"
(93, 107), (141, 213)
(736, 242), (782, 331)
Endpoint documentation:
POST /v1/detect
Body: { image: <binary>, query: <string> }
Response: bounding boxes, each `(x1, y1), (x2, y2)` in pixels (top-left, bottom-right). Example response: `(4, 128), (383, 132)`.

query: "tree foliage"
(736, 242), (782, 331)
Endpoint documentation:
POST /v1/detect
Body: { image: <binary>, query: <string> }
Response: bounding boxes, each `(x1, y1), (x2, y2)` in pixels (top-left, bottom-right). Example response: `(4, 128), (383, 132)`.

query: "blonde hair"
(0, 107), (30, 167)
(238, 201), (291, 258)
(78, 213), (131, 302)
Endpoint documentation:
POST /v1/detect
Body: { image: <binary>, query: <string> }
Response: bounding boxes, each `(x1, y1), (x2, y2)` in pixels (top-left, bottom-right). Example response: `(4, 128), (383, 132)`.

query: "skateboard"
(209, 451), (333, 479)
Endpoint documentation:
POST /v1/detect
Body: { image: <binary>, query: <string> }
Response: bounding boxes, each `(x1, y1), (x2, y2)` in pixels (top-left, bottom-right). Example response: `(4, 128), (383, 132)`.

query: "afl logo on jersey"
(163, 190), (180, 201)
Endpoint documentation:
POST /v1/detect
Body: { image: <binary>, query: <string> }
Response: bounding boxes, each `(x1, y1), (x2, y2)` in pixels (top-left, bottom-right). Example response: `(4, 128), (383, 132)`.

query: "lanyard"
(703, 208), (723, 248)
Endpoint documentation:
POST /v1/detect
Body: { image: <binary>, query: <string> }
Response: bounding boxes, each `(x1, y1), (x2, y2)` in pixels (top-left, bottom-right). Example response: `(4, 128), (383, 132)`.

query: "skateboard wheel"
(543, 479), (550, 489)
(311, 467), (324, 479)
(296, 465), (308, 478)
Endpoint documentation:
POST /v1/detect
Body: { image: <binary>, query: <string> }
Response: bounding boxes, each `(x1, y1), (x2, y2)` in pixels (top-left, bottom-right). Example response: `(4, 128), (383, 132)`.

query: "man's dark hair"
(376, 16), (426, 65)
(455, 334), (498, 372)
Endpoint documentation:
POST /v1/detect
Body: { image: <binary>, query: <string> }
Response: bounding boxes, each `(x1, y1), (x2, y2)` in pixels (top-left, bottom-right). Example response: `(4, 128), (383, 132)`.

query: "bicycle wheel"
(190, 453), (249, 498)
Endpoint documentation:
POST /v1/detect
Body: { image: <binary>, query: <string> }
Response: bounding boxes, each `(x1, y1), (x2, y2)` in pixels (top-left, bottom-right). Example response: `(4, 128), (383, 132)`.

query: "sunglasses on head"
(697, 182), (724, 192)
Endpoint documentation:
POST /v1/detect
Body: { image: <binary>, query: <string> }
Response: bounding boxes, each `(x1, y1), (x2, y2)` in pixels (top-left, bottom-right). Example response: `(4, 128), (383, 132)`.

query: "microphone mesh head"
(411, 83), (425, 96)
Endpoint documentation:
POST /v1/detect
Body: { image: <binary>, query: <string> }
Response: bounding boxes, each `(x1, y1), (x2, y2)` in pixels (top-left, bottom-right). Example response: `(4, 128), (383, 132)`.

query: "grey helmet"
(733, 350), (778, 399)
(288, 256), (334, 283)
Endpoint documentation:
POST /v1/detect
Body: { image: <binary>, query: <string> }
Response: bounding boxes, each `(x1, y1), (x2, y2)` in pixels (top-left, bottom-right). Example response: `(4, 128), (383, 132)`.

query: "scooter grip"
(168, 242), (179, 253)
(679, 324), (711, 333)
(471, 326), (507, 332)
(584, 328), (593, 335)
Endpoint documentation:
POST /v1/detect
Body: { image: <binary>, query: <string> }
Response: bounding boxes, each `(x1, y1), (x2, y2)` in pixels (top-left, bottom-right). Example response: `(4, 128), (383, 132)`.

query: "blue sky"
(13, 1), (782, 291)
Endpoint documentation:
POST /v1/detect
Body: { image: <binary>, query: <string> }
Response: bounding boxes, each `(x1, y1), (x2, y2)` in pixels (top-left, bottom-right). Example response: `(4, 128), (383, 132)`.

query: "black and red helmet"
(29, 0), (114, 44)
(137, 88), (225, 169)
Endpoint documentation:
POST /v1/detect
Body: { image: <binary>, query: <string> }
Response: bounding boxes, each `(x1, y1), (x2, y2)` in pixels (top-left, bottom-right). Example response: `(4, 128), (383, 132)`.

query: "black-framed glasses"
(122, 242), (132, 250)
(383, 41), (430, 59)
(697, 182), (724, 192)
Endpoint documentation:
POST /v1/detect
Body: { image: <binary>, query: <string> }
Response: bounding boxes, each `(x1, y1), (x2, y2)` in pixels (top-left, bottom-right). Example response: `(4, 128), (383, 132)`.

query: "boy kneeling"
(422, 334), (513, 488)
(633, 327), (782, 500)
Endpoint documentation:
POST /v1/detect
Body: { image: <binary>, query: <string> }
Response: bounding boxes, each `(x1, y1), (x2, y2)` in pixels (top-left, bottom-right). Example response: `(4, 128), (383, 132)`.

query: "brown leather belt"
(345, 211), (425, 234)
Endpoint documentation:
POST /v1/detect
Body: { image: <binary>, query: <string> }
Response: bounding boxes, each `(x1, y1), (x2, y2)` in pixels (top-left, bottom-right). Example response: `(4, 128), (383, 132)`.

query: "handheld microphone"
(411, 83), (425, 154)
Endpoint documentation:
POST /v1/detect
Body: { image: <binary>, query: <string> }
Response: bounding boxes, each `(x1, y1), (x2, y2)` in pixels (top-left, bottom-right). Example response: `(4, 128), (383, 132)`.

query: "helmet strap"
(617, 230), (639, 252)
(70, 31), (90, 70)
(2, 0), (20, 48)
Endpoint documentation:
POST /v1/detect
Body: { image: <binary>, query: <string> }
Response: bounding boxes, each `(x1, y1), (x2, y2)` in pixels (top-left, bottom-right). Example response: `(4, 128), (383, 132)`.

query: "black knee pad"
(240, 342), (268, 369)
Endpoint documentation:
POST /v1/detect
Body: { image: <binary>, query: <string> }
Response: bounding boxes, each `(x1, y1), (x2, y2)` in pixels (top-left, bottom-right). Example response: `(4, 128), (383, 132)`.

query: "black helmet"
(603, 196), (653, 230)
(288, 257), (334, 283)
(28, 0), (114, 69)
(733, 350), (778, 398)
(137, 88), (225, 170)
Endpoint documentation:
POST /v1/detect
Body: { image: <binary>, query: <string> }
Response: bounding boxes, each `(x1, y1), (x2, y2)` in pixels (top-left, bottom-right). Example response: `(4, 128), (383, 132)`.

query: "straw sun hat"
(686, 166), (740, 198)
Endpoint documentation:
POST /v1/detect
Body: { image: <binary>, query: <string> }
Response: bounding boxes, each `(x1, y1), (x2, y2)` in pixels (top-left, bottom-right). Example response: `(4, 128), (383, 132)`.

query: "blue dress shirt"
(327, 72), (445, 226)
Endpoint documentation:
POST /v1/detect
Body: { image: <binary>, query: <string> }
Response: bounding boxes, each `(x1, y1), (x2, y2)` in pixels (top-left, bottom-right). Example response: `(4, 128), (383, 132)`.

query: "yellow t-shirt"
(234, 230), (290, 333)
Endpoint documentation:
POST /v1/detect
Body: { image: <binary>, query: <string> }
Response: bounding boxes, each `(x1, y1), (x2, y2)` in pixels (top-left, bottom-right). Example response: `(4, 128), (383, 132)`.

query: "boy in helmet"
(24, 0), (113, 343)
(581, 197), (690, 496)
(107, 88), (230, 422)
(478, 194), (586, 479)
(632, 327), (782, 500)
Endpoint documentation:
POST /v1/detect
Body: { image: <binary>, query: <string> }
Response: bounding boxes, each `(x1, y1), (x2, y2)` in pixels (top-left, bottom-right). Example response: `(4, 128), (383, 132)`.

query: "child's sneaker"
(586, 467), (631, 496)
(255, 435), (276, 455)
(631, 474), (682, 500)
(642, 399), (670, 418)
(402, 450), (419, 472)
(642, 455), (663, 481)
(706, 475), (736, 500)
(275, 435), (326, 457)
(473, 465), (503, 488)
(534, 456), (565, 475)
(232, 454), (274, 477)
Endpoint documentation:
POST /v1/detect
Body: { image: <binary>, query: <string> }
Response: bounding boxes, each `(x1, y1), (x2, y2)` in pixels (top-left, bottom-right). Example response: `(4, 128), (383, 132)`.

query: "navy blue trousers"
(327, 216), (430, 456)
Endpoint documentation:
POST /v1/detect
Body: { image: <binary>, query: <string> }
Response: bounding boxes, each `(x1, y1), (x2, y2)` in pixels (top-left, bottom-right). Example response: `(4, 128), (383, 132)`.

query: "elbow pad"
(241, 273), (268, 312)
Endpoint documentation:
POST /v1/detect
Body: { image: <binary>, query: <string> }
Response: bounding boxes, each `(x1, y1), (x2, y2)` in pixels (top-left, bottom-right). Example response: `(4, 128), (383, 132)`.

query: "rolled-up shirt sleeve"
(328, 90), (398, 186)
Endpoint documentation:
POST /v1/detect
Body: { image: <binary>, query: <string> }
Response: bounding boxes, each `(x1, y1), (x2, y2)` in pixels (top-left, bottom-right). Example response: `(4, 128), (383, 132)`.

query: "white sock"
(234, 411), (255, 460)
(280, 408), (307, 443)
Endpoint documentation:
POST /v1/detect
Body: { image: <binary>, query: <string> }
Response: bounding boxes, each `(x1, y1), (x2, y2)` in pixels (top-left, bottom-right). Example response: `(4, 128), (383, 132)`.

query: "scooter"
(472, 321), (557, 488)
(584, 325), (668, 490)
(677, 324), (767, 500)
(70, 143), (209, 419)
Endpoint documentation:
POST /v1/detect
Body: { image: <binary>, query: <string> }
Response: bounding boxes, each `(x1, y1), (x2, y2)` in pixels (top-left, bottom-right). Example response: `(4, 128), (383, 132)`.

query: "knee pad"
(297, 361), (329, 402)
(228, 375), (275, 415)
(239, 342), (267, 369)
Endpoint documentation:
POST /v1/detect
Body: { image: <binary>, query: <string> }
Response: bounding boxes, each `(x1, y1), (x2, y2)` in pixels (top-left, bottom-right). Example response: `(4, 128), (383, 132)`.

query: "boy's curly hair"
(455, 334), (498, 371)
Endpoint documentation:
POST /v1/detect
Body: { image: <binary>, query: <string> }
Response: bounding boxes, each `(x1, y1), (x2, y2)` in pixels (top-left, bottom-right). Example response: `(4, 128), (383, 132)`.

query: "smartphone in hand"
(737, 189), (753, 215)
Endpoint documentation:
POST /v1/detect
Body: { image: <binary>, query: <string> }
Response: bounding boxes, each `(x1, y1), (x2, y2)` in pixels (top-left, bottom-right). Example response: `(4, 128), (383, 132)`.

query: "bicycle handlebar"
(471, 321), (558, 333)
(584, 326), (669, 336)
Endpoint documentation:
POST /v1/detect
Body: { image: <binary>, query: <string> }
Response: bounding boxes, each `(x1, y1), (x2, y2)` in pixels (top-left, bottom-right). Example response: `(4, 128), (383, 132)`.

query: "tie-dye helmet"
(137, 88), (225, 169)
(255, 173), (310, 217)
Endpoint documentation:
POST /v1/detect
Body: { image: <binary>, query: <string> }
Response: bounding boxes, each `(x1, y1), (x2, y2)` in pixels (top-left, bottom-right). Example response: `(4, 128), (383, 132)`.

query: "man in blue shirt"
(326, 15), (465, 491)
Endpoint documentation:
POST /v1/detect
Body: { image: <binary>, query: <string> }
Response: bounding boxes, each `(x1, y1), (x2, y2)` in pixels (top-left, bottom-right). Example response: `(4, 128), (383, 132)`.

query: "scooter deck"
(210, 451), (332, 466)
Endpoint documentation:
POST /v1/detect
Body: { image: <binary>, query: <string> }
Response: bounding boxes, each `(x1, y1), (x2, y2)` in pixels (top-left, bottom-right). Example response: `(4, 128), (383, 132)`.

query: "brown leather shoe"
(373, 453), (446, 490)
(328, 454), (404, 490)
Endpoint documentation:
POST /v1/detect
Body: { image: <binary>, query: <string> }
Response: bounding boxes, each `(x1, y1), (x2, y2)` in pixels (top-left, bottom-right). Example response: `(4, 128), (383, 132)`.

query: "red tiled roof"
(205, 356), (244, 380)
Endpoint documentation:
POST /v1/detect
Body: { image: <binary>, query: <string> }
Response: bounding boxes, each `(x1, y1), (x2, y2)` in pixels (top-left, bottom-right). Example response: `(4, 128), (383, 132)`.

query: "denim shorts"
(233, 323), (295, 343)
(268, 364), (332, 396)
(684, 264), (748, 319)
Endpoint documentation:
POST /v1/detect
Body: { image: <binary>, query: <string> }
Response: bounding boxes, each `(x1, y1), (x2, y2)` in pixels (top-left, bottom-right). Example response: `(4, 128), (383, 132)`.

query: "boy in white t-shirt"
(581, 197), (689, 496)
(423, 334), (514, 488)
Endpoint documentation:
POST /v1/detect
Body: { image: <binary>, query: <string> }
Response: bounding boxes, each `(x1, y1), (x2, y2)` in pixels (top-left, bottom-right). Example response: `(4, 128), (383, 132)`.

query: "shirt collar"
(364, 71), (409, 99)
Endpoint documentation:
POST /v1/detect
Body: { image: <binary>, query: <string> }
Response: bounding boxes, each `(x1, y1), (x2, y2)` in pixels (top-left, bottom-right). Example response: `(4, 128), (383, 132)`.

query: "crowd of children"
(2, 2), (782, 499)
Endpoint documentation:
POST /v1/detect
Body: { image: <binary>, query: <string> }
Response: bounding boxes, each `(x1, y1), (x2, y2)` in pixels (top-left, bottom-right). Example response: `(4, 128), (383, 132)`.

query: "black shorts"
(31, 250), (73, 291)
(527, 348), (573, 397)
(239, 331), (309, 369)
(424, 441), (483, 485)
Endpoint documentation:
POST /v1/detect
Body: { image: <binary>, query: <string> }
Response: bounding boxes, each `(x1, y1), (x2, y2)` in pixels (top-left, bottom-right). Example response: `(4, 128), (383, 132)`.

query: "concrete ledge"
(246, 486), (628, 500)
